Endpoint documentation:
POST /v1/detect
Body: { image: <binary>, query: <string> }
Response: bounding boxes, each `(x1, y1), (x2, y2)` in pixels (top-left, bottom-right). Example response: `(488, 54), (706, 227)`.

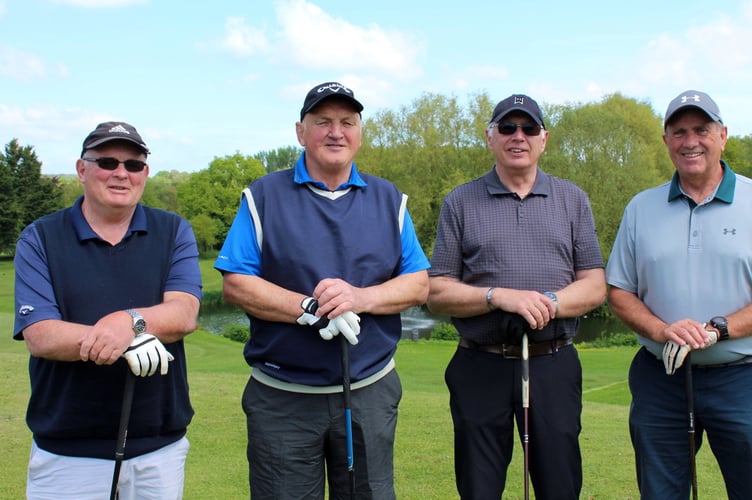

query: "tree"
(0, 139), (63, 255)
(543, 94), (675, 259)
(177, 152), (266, 252)
(254, 146), (302, 172)
(358, 92), (495, 255)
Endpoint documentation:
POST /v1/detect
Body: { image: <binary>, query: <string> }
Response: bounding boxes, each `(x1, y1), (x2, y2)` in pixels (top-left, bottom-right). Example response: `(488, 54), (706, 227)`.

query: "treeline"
(3, 92), (752, 261)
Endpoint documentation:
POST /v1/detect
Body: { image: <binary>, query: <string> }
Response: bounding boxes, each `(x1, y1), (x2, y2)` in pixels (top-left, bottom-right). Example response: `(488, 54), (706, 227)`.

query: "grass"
(0, 258), (727, 498)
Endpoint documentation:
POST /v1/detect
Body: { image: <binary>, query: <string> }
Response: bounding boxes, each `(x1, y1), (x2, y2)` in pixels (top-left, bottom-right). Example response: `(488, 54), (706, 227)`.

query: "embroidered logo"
(317, 83), (353, 96)
(108, 124), (130, 135)
(681, 94), (702, 104)
(19, 304), (34, 316)
(514, 96), (525, 105)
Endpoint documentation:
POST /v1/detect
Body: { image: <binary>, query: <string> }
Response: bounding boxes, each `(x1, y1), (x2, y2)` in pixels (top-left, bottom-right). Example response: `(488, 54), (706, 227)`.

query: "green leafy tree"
(254, 146), (302, 172)
(0, 139), (63, 255)
(177, 152), (266, 252)
(359, 92), (495, 256)
(543, 93), (675, 260)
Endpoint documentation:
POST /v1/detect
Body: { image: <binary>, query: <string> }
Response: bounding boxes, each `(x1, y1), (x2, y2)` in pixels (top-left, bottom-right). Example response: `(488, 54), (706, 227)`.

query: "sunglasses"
(496, 122), (543, 136)
(82, 157), (147, 173)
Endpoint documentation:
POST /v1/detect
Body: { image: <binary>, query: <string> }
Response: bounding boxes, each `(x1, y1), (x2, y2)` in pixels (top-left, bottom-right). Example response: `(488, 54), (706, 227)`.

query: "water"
(198, 305), (627, 343)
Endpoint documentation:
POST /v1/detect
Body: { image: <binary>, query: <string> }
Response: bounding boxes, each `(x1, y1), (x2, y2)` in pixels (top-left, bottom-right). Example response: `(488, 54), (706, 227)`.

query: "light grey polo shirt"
(607, 162), (752, 364)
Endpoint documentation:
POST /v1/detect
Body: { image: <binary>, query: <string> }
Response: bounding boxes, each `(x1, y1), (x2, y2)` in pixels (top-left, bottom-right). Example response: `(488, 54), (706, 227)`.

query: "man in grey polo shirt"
(428, 94), (606, 499)
(607, 90), (752, 499)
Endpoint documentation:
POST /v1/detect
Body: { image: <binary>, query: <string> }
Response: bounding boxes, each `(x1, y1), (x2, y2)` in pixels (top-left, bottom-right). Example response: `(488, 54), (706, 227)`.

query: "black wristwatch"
(709, 316), (729, 341)
(126, 309), (147, 337)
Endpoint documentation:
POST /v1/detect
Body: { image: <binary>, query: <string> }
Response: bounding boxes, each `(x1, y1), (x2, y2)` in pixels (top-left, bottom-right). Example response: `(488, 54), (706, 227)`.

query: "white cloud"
(273, 0), (423, 80)
(219, 17), (269, 56)
(0, 46), (46, 80)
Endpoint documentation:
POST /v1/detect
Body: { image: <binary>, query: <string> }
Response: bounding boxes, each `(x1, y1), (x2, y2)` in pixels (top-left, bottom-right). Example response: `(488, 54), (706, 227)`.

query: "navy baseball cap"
(664, 90), (722, 128)
(300, 82), (364, 121)
(81, 122), (149, 157)
(490, 94), (545, 127)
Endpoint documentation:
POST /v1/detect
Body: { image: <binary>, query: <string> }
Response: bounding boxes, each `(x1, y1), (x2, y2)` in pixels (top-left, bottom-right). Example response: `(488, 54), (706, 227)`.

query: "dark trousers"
(243, 370), (401, 500)
(445, 344), (582, 500)
(629, 347), (752, 499)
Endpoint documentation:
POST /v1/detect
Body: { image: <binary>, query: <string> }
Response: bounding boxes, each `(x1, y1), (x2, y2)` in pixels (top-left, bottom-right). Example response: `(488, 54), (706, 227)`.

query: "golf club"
(521, 332), (530, 500)
(685, 352), (698, 500)
(110, 371), (136, 500)
(340, 335), (355, 499)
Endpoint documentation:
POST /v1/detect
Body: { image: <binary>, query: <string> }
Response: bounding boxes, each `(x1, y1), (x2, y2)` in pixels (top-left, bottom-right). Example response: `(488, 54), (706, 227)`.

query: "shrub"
(430, 322), (458, 341)
(222, 323), (249, 343)
(581, 332), (639, 348)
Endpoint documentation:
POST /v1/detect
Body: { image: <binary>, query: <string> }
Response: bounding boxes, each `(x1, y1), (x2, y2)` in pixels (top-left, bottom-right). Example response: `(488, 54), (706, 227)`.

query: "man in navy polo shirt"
(215, 82), (429, 499)
(14, 122), (202, 499)
(428, 94), (606, 499)
(608, 90), (752, 498)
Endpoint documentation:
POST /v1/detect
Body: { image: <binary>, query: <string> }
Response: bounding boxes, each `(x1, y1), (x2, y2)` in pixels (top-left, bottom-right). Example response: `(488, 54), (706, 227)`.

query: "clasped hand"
(662, 327), (718, 375)
(297, 297), (361, 345)
(122, 333), (174, 377)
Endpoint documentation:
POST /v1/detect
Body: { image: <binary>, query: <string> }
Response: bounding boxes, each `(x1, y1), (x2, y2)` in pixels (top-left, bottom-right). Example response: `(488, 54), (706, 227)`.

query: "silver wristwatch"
(126, 309), (146, 337)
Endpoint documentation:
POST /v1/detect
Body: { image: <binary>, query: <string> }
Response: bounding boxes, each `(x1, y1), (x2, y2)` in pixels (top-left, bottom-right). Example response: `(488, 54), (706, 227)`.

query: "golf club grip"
(521, 334), (529, 408)
(115, 373), (136, 459)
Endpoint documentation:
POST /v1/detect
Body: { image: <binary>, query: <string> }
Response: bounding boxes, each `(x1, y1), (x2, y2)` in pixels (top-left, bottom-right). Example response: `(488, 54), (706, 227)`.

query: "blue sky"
(2, 0), (752, 175)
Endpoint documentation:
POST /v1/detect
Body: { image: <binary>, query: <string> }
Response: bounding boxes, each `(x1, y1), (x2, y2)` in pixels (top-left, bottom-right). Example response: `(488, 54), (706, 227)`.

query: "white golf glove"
(318, 311), (361, 345)
(122, 333), (174, 377)
(662, 329), (718, 375)
(296, 297), (361, 345)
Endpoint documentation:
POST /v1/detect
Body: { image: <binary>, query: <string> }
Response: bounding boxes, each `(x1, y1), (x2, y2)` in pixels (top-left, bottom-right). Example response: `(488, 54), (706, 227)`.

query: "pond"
(198, 305), (629, 343)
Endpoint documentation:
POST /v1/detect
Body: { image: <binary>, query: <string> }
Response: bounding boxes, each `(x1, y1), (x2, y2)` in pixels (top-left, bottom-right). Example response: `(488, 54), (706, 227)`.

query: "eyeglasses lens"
(498, 123), (541, 136)
(84, 157), (147, 172)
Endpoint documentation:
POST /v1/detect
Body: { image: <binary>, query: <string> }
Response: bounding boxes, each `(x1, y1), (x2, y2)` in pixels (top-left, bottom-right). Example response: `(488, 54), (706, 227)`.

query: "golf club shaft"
(340, 335), (355, 498)
(110, 371), (136, 500)
(522, 333), (530, 500)
(685, 353), (698, 500)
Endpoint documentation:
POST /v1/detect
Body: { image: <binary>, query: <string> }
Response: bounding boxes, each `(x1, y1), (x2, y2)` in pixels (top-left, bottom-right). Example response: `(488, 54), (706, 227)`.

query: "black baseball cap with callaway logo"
(300, 82), (364, 121)
(81, 121), (150, 157)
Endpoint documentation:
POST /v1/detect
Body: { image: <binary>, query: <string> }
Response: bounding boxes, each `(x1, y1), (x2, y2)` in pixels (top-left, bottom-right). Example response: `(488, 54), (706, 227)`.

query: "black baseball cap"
(300, 82), (364, 121)
(81, 121), (150, 157)
(664, 90), (722, 128)
(490, 94), (545, 127)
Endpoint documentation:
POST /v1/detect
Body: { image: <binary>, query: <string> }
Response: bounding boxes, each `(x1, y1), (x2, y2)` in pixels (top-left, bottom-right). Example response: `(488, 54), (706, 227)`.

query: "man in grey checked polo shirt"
(427, 93), (606, 499)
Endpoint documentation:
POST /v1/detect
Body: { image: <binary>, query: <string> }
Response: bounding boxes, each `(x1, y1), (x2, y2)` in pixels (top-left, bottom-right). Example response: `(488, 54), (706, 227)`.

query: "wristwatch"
(543, 291), (559, 314)
(486, 287), (497, 311)
(709, 316), (729, 341)
(126, 309), (146, 337)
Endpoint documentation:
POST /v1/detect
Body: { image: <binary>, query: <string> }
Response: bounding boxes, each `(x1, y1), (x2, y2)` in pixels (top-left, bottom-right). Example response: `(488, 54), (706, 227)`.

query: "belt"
(459, 337), (573, 359)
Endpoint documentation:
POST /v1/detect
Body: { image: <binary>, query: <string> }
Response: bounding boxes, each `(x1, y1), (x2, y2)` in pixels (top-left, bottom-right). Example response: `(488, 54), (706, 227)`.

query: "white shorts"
(26, 437), (189, 500)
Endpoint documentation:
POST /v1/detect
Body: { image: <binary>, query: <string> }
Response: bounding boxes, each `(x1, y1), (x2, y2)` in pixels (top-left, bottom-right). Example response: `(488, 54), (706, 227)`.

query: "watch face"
(134, 319), (146, 333)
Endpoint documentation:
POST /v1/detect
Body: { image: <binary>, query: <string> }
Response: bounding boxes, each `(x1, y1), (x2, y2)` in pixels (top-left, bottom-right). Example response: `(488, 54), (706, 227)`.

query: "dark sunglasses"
(497, 122), (543, 136)
(82, 157), (147, 172)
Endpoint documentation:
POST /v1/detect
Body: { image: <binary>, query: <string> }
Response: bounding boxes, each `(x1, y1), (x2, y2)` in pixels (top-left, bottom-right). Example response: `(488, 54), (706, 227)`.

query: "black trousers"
(445, 343), (582, 500)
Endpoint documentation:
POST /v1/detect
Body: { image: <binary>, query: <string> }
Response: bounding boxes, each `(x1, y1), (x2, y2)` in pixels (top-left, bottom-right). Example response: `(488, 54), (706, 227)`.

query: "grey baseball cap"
(664, 90), (722, 128)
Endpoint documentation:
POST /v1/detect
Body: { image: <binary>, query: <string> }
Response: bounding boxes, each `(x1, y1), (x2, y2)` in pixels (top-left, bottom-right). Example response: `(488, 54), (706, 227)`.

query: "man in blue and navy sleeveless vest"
(215, 82), (430, 499)
(14, 121), (203, 499)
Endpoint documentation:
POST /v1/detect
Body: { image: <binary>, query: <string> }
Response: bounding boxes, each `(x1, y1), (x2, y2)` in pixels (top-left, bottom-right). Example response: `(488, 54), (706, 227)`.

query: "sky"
(2, 0), (752, 175)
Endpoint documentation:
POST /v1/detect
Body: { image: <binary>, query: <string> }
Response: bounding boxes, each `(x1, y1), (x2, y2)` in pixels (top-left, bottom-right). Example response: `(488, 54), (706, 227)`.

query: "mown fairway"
(0, 258), (726, 498)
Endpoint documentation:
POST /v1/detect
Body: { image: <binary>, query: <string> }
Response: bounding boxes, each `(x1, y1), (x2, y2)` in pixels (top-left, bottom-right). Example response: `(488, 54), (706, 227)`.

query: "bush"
(222, 323), (249, 343)
(581, 332), (639, 348)
(430, 322), (458, 341)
